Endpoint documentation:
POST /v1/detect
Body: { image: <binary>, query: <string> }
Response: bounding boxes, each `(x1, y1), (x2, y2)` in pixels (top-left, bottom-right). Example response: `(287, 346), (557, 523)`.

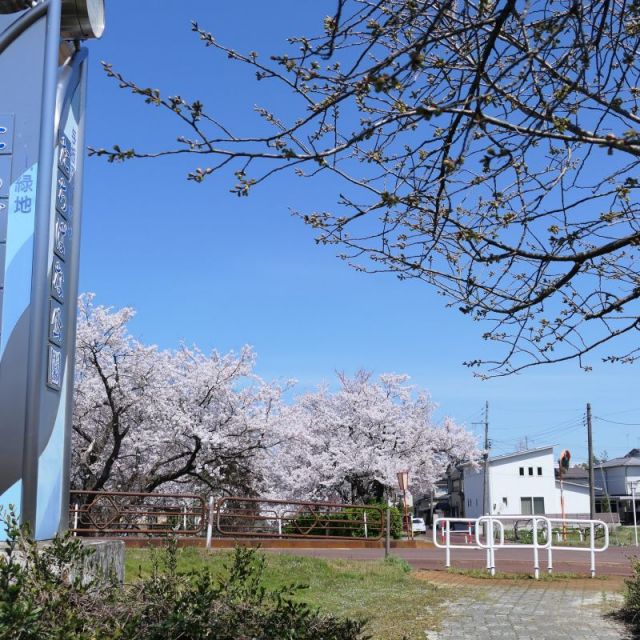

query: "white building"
(457, 446), (593, 518)
(595, 449), (640, 524)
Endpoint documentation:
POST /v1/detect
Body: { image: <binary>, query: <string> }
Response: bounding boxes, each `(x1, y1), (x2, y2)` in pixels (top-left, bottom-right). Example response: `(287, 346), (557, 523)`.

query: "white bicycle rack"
(433, 515), (609, 579)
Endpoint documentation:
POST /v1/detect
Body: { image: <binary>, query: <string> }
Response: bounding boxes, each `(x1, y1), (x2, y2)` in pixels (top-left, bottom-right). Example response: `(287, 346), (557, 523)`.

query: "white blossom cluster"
(260, 372), (479, 502)
(72, 295), (478, 501)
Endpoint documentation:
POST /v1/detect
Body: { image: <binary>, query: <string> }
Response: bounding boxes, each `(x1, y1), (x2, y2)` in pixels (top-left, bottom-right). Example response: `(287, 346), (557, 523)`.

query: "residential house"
(595, 449), (640, 524)
(450, 446), (595, 519)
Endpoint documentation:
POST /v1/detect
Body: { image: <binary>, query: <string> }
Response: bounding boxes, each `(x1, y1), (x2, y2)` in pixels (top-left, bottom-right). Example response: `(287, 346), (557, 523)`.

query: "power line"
(521, 419), (584, 441)
(595, 407), (640, 418)
(490, 415), (582, 433)
(595, 416), (640, 426)
(490, 422), (584, 448)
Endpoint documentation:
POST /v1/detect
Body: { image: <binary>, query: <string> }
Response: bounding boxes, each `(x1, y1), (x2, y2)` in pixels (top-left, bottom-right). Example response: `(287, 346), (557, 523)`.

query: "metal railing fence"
(69, 491), (385, 542)
(69, 490), (206, 536)
(214, 496), (384, 541)
(433, 515), (609, 578)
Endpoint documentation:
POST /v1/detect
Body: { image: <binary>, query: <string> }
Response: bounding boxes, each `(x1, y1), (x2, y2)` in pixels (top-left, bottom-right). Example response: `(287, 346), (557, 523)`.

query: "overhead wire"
(595, 417), (640, 426)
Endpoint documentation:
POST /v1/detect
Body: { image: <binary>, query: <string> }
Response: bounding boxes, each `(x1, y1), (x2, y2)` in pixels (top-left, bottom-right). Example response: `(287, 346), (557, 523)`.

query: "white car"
(411, 517), (427, 534)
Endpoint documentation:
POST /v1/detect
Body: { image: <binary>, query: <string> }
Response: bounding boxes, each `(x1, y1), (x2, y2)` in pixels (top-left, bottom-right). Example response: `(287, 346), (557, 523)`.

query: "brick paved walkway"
(427, 582), (629, 639)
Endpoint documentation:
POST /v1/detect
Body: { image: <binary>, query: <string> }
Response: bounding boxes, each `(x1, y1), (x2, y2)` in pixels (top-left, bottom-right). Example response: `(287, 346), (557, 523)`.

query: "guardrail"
(69, 490), (206, 536)
(69, 492), (385, 542)
(546, 517), (610, 578)
(214, 496), (384, 541)
(434, 515), (609, 578)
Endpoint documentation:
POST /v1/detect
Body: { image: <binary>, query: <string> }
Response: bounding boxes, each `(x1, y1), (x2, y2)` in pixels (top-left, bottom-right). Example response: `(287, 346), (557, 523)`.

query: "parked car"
(411, 517), (427, 534)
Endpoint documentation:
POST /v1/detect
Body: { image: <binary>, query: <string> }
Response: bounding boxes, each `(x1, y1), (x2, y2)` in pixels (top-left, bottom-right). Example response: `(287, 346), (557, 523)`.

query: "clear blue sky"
(78, 1), (639, 464)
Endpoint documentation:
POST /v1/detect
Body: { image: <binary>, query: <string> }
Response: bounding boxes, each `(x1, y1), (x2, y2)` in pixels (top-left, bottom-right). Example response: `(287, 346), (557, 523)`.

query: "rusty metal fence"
(69, 492), (385, 541)
(215, 496), (384, 540)
(69, 490), (206, 536)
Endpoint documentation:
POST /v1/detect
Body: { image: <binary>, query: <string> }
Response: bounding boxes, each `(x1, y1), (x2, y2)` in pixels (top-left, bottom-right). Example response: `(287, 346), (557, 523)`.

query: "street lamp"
(632, 481), (638, 547)
(0, 0), (105, 40)
(61, 0), (105, 40)
(559, 449), (571, 540)
(0, 0), (33, 13)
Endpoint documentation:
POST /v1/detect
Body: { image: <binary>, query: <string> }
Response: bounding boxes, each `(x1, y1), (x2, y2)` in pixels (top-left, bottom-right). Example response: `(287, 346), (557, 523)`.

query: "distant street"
(259, 543), (639, 577)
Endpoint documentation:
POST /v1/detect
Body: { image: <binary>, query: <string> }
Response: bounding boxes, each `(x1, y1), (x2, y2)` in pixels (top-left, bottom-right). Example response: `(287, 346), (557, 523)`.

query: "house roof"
(489, 445), (554, 463)
(554, 466), (589, 483)
(556, 479), (601, 491)
(460, 445), (554, 467)
(597, 449), (640, 468)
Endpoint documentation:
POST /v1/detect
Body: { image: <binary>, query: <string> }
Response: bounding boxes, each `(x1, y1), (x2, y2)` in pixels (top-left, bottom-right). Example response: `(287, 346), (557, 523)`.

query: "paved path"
(260, 544), (639, 576)
(257, 547), (636, 637)
(422, 575), (629, 640)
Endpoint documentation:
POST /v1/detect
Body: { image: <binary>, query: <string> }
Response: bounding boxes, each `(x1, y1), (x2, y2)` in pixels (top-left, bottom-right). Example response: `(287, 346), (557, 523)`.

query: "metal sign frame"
(0, 0), (98, 540)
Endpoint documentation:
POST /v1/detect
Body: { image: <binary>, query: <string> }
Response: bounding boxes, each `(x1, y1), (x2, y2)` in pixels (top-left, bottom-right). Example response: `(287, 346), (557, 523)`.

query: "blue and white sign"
(0, 2), (92, 540)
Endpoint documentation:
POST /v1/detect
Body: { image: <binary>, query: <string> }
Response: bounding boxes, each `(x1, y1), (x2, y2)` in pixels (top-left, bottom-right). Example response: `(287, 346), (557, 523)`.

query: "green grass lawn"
(125, 548), (451, 640)
(528, 524), (640, 548)
(609, 526), (640, 547)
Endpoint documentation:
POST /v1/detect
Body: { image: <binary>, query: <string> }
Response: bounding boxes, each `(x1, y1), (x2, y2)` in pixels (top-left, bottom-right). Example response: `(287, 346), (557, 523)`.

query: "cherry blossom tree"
(261, 370), (478, 503)
(72, 296), (478, 501)
(72, 294), (288, 496)
(93, 1), (640, 377)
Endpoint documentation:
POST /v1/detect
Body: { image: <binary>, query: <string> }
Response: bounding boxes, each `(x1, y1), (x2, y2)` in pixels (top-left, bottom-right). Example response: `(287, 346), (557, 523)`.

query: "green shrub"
(121, 543), (370, 640)
(0, 509), (369, 640)
(284, 503), (403, 539)
(383, 555), (411, 573)
(0, 508), (118, 640)
(622, 558), (640, 627)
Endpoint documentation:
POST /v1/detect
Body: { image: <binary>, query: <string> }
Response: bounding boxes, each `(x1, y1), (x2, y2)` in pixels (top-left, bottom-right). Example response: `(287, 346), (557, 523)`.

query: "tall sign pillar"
(0, 0), (105, 540)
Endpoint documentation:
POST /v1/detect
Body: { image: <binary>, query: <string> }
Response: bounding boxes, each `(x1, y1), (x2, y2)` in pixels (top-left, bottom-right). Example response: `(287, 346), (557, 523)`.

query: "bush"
(0, 509), (119, 640)
(383, 555), (411, 573)
(284, 503), (403, 539)
(0, 510), (369, 640)
(621, 558), (640, 627)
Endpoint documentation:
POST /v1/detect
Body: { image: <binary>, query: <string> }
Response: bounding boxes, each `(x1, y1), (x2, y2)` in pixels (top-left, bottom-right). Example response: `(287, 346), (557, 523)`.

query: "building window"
(520, 497), (545, 515)
(533, 497), (545, 514)
(502, 497), (508, 506)
(519, 467), (524, 476)
(537, 467), (542, 476)
(528, 467), (534, 476)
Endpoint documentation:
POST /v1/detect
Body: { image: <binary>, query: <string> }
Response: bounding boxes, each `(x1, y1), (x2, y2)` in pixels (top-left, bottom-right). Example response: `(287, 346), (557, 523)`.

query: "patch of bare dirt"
(414, 569), (626, 592)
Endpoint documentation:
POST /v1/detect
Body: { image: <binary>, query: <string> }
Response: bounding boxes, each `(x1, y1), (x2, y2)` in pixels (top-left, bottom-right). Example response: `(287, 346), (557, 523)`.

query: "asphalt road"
(260, 543), (640, 577)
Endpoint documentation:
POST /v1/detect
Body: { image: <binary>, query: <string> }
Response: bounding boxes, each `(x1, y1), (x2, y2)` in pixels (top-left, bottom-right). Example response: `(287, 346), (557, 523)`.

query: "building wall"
(489, 449), (556, 516)
(627, 467), (640, 493)
(460, 448), (601, 519)
(596, 465), (640, 495)
(448, 471), (465, 517)
(463, 465), (484, 518)
(555, 482), (591, 515)
(597, 467), (626, 495)
(463, 448), (557, 518)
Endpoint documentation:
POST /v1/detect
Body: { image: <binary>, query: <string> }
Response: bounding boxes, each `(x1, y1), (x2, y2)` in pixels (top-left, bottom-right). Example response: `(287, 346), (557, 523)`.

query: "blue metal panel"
(0, 1), (89, 540)
(0, 11), (48, 531)
(36, 52), (87, 538)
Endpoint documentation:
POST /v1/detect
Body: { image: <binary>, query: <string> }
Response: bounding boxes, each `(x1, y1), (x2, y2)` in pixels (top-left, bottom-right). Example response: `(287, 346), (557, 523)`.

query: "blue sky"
(78, 1), (639, 463)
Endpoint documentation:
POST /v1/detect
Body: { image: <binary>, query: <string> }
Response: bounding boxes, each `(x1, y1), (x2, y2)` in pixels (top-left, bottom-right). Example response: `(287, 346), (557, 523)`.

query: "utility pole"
(587, 403), (596, 520)
(482, 401), (491, 516)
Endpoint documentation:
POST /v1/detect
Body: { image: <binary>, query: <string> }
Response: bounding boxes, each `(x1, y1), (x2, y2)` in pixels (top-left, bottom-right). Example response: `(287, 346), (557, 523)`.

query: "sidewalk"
(424, 576), (629, 639)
